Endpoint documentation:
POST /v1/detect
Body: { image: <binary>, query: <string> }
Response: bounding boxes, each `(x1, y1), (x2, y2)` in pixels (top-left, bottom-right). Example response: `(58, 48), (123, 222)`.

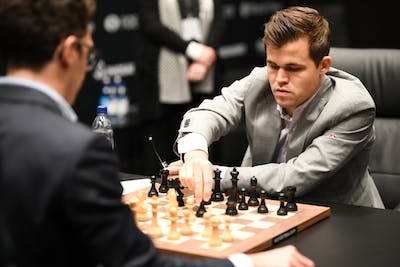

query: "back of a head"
(0, 0), (95, 71)
(263, 6), (331, 66)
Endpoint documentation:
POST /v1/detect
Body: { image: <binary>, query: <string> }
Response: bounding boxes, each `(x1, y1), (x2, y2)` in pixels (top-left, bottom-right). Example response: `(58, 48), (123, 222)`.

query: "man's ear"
(58, 35), (79, 69)
(320, 55), (332, 74)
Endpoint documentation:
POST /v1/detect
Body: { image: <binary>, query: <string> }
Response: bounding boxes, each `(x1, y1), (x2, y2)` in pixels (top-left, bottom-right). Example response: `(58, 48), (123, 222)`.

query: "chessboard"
(122, 182), (331, 259)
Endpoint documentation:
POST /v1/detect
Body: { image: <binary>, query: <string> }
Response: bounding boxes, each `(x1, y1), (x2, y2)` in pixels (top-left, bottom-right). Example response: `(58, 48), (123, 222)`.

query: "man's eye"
(286, 66), (302, 72)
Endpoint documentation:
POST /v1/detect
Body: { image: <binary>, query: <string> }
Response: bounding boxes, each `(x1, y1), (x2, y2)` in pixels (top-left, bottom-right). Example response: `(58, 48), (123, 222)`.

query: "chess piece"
(167, 186), (178, 209)
(158, 168), (169, 193)
(225, 197), (238, 216)
(201, 212), (212, 238)
(277, 192), (288, 216)
(147, 175), (158, 198)
(203, 198), (212, 205)
(222, 216), (234, 242)
(136, 190), (149, 221)
(211, 168), (224, 202)
(173, 178), (185, 207)
(196, 201), (207, 217)
(181, 210), (193, 236)
(238, 188), (248, 210)
(186, 196), (196, 221)
(230, 168), (240, 203)
(285, 186), (298, 211)
(148, 195), (163, 238)
(257, 190), (269, 213)
(167, 206), (181, 240)
(247, 176), (259, 206)
(208, 217), (222, 247)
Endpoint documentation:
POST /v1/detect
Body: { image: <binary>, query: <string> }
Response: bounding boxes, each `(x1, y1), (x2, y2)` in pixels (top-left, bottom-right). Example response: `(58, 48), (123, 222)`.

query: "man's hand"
(197, 45), (217, 67)
(187, 62), (208, 82)
(248, 245), (315, 267)
(167, 150), (214, 204)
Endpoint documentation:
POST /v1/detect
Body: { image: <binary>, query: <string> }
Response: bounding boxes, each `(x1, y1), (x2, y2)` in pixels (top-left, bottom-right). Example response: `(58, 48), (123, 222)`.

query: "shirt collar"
(0, 76), (78, 122)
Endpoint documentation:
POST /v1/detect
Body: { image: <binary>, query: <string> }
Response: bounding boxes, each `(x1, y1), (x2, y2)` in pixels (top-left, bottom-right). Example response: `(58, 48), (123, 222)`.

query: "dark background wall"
(1, 0), (399, 174)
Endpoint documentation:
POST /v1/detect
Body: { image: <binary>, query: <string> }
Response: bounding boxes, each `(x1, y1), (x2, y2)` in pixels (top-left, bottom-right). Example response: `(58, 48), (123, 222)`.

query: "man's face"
(266, 37), (325, 116)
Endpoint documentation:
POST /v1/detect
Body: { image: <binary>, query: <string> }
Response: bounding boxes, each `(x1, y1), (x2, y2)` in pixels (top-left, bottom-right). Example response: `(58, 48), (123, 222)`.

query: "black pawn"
(285, 186), (298, 211)
(257, 190), (268, 213)
(225, 198), (238, 216)
(247, 176), (259, 206)
(158, 168), (169, 193)
(277, 192), (288, 216)
(211, 169), (224, 202)
(196, 201), (207, 217)
(147, 175), (158, 197)
(238, 188), (249, 210)
(174, 178), (185, 207)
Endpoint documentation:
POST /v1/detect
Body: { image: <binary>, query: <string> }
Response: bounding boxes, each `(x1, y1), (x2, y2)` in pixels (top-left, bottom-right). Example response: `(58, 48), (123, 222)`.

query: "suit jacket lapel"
(286, 76), (333, 160)
(251, 93), (281, 165)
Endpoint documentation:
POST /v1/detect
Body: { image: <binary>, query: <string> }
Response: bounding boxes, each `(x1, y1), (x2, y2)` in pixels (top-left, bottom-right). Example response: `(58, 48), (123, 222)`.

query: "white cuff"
(185, 41), (203, 60)
(228, 253), (254, 267)
(177, 132), (208, 154)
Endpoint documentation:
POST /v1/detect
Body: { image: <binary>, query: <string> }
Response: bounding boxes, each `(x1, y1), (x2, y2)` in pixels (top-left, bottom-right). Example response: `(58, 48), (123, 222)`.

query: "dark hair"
(263, 6), (330, 66)
(0, 0), (95, 70)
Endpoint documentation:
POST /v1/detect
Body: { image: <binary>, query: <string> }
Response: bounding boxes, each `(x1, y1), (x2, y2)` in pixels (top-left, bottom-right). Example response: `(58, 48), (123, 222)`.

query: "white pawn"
(136, 190), (149, 222)
(186, 196), (196, 221)
(167, 206), (180, 240)
(222, 216), (234, 242)
(148, 195), (163, 239)
(181, 210), (193, 236)
(208, 217), (222, 247)
(201, 212), (212, 238)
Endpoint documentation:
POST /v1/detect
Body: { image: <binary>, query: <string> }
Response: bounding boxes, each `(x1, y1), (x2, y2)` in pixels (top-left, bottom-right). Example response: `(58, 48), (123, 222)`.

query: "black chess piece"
(211, 168), (224, 202)
(285, 186), (298, 211)
(277, 192), (288, 216)
(225, 197), (238, 216)
(257, 190), (268, 213)
(147, 175), (158, 197)
(196, 201), (207, 217)
(230, 168), (240, 202)
(158, 168), (169, 193)
(247, 176), (259, 206)
(238, 188), (249, 210)
(173, 178), (185, 207)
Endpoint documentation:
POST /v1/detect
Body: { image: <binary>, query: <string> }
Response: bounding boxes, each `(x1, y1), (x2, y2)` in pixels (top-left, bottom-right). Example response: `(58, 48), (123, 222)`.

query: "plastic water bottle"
(92, 105), (115, 150)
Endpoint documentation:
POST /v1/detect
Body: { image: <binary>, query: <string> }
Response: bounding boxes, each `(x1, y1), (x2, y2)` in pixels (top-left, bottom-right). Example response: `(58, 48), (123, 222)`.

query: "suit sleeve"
(224, 98), (376, 197)
(63, 136), (232, 267)
(178, 67), (262, 142)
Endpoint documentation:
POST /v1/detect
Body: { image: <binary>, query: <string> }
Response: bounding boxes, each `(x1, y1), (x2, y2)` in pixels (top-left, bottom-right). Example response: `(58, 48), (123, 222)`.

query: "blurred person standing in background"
(136, 0), (224, 174)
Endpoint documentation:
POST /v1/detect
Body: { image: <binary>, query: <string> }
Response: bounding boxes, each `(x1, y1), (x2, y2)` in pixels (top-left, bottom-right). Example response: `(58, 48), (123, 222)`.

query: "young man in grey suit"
(169, 6), (384, 209)
(0, 1), (313, 267)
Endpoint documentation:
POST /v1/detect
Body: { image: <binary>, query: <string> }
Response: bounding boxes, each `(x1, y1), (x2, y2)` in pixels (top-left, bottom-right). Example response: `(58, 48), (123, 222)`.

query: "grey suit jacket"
(179, 67), (384, 208)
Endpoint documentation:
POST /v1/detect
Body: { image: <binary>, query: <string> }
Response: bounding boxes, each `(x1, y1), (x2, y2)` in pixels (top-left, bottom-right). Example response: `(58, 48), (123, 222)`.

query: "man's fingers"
(202, 164), (214, 201)
(192, 162), (204, 204)
(179, 164), (194, 191)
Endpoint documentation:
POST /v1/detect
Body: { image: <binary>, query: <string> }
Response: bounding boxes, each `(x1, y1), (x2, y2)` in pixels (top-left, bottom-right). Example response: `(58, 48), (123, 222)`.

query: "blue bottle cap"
(97, 105), (107, 114)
